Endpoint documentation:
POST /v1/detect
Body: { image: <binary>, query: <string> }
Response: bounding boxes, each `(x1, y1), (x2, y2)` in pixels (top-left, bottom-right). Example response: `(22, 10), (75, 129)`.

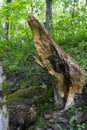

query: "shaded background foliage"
(0, 0), (87, 92)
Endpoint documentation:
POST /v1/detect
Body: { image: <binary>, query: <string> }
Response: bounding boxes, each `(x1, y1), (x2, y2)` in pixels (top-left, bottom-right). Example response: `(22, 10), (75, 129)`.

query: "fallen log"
(28, 16), (87, 110)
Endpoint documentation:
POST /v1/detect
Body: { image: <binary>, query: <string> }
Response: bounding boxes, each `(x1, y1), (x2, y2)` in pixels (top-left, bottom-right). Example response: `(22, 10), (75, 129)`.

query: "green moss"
(2, 82), (7, 96)
(7, 91), (22, 102)
(0, 103), (3, 108)
(7, 86), (47, 101)
(0, 102), (7, 108)
(7, 86), (54, 108)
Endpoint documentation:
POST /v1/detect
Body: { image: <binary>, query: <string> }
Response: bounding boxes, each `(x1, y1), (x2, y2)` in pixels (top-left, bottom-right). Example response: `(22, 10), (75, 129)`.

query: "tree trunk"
(72, 0), (75, 18)
(86, 0), (87, 5)
(45, 0), (52, 33)
(0, 61), (8, 130)
(0, 61), (6, 96)
(28, 16), (87, 110)
(5, 0), (11, 43)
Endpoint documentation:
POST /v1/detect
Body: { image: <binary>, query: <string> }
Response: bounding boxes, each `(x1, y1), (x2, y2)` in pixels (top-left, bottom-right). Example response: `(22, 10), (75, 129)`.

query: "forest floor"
(7, 86), (87, 130)
(28, 106), (87, 130)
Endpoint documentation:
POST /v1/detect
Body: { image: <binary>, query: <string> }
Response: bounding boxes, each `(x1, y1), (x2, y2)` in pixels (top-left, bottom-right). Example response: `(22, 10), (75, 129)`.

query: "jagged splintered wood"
(28, 16), (87, 110)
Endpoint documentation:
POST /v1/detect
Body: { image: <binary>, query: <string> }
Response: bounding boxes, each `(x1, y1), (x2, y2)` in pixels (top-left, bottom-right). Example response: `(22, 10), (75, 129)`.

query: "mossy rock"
(7, 86), (54, 130)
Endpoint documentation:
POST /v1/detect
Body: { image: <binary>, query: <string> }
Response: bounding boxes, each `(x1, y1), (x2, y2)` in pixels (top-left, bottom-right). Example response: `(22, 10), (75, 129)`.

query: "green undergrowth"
(32, 105), (87, 129)
(68, 106), (87, 130)
(69, 106), (87, 113)
(29, 102), (55, 129)
(36, 103), (54, 128)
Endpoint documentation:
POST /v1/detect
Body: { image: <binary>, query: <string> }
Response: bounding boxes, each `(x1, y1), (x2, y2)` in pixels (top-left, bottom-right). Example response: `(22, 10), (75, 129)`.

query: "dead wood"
(28, 16), (87, 109)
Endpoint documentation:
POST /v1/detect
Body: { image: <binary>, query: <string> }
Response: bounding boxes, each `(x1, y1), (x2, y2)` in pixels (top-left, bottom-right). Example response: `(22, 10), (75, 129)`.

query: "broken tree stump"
(28, 16), (87, 110)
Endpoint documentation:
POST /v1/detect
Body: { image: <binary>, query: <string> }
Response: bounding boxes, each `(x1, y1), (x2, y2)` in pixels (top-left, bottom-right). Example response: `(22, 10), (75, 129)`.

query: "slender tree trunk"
(72, 0), (75, 18)
(5, 19), (9, 42)
(5, 0), (11, 43)
(0, 62), (8, 130)
(86, 0), (87, 5)
(45, 0), (52, 33)
(28, 16), (87, 110)
(0, 62), (6, 94)
(0, 62), (3, 94)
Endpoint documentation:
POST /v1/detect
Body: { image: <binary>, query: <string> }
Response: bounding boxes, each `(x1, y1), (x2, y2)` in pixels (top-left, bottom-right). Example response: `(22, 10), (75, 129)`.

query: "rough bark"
(28, 16), (87, 110)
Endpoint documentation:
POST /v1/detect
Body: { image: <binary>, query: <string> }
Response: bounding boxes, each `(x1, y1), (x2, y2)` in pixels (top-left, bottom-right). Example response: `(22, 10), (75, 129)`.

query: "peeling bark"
(28, 16), (87, 109)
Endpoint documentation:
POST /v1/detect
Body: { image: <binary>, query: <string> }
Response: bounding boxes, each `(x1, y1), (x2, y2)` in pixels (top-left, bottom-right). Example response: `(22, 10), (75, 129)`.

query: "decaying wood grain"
(28, 16), (87, 109)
